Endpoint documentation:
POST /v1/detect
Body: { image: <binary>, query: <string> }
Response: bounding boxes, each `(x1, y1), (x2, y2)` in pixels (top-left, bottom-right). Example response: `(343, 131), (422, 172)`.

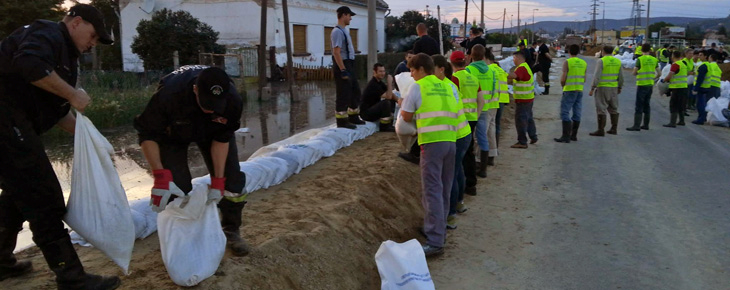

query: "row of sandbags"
(706, 81), (730, 126)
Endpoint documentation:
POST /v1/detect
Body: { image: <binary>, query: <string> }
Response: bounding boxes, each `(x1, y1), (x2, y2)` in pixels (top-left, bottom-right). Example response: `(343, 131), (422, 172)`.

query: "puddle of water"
(15, 80), (341, 252)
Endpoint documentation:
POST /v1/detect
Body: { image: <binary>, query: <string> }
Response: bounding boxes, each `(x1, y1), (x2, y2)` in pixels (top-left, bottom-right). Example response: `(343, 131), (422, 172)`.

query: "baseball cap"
(337, 6), (356, 16)
(196, 67), (231, 115)
(450, 51), (466, 62)
(68, 4), (114, 45)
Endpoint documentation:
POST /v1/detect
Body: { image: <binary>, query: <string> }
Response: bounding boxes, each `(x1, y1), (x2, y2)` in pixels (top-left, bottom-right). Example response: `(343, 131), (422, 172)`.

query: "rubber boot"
(571, 121), (580, 141)
(336, 118), (356, 129)
(348, 114), (365, 125)
(477, 151), (488, 178)
(40, 236), (120, 290)
(0, 227), (32, 281)
(219, 199), (251, 257)
(487, 156), (495, 166)
(554, 121), (572, 143)
(626, 113), (642, 131)
(607, 113), (619, 135)
(641, 112), (650, 130)
(677, 110), (685, 126)
(663, 113), (677, 128)
(379, 122), (395, 132)
(589, 115), (606, 136)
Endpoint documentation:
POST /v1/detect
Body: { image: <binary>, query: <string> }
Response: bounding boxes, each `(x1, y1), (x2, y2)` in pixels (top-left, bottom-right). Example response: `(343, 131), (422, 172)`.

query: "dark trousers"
(495, 103), (505, 136)
(538, 62), (551, 84)
(332, 59), (361, 112)
(360, 100), (393, 122)
(635, 85), (653, 114)
(0, 109), (68, 250)
(463, 122), (477, 188)
(515, 102), (537, 145)
(669, 88), (688, 120)
(695, 88), (709, 123)
(159, 137), (245, 196)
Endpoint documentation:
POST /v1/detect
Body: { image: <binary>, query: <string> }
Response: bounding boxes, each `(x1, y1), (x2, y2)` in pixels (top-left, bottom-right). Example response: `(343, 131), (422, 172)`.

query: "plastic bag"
(65, 113), (135, 274)
(157, 184), (226, 286)
(375, 239), (435, 290)
(395, 73), (416, 97)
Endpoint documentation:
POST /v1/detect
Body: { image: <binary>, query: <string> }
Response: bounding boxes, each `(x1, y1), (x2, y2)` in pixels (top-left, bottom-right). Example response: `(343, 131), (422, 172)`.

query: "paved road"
(430, 56), (730, 290)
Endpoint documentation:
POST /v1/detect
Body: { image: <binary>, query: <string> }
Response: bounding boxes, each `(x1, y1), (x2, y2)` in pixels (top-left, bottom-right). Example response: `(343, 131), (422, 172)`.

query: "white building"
(119, 0), (388, 72)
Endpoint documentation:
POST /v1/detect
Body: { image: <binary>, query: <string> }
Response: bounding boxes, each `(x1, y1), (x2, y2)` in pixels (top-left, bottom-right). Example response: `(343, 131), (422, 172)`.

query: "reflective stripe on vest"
(693, 62), (712, 89)
(513, 63), (534, 100)
(658, 48), (668, 63)
(444, 78), (472, 139)
(709, 62), (722, 88)
(488, 63), (510, 104)
(466, 63), (497, 111)
(453, 70), (480, 121)
(636, 55), (658, 86)
(564, 57), (587, 92)
(597, 56), (621, 88)
(669, 62), (688, 89)
(414, 75), (458, 145)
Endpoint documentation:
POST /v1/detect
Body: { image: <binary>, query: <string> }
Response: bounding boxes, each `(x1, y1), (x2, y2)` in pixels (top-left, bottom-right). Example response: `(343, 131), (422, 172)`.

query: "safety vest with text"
(708, 62), (722, 88)
(414, 75), (459, 145)
(668, 61), (688, 89)
(693, 62), (712, 89)
(443, 78), (472, 139)
(636, 55), (658, 86)
(488, 63), (510, 104)
(513, 63), (535, 100)
(564, 57), (587, 92)
(597, 56), (621, 88)
(466, 62), (498, 111)
(453, 69), (480, 121)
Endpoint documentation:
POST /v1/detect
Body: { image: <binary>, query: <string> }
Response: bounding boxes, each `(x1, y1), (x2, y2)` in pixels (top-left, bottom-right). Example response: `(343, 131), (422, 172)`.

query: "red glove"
(150, 169), (184, 212)
(208, 177), (226, 204)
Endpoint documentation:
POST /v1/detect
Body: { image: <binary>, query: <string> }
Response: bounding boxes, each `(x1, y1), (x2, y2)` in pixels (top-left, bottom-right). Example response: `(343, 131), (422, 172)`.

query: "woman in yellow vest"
(589, 46), (624, 136)
(691, 50), (712, 125)
(707, 54), (722, 99)
(555, 44), (587, 143)
(627, 44), (659, 131)
(507, 51), (537, 148)
(400, 53), (458, 257)
(662, 51), (689, 127)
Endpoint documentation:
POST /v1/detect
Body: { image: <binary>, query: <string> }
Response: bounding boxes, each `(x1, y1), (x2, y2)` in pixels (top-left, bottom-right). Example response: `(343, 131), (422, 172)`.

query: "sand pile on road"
(3, 134), (426, 290)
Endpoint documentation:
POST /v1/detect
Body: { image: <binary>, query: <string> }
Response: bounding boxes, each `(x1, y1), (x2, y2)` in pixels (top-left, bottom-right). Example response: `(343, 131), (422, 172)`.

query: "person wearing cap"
(331, 6), (364, 129)
(0, 4), (121, 289)
(134, 65), (250, 258)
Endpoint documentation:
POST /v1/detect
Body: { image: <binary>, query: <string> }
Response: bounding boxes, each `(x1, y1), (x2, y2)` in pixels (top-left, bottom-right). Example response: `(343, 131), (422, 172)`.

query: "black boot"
(590, 115), (606, 136)
(677, 111), (685, 126)
(663, 113), (678, 128)
(40, 236), (120, 290)
(554, 121), (572, 143)
(571, 121), (580, 141)
(607, 113), (619, 135)
(379, 122), (395, 132)
(336, 118), (356, 129)
(219, 199), (251, 257)
(641, 112), (650, 130)
(0, 226), (32, 281)
(542, 85), (550, 95)
(348, 114), (365, 125)
(487, 156), (495, 166)
(477, 151), (488, 178)
(626, 114), (642, 131)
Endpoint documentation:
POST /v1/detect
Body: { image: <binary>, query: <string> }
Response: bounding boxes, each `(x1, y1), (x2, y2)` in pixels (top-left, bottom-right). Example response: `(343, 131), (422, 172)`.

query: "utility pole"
(601, 1), (606, 33)
(645, 0), (651, 44)
(258, 0), (268, 100)
(591, 0), (598, 32)
(517, 0), (521, 36)
(463, 0), (468, 38)
(367, 0), (377, 80)
(282, 0), (294, 99)
(532, 9), (538, 44)
(438, 5), (444, 55)
(481, 0), (485, 28)
(502, 8), (506, 35)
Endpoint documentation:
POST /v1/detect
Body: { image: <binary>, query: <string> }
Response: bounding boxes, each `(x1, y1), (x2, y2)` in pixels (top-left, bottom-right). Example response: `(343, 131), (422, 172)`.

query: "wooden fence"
(293, 64), (333, 81)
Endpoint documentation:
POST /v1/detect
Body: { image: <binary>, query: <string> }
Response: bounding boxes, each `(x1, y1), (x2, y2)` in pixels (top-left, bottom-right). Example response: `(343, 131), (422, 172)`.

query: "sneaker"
(422, 244), (444, 257)
(398, 152), (420, 165)
(510, 143), (528, 149)
(446, 215), (457, 230)
(456, 201), (468, 213)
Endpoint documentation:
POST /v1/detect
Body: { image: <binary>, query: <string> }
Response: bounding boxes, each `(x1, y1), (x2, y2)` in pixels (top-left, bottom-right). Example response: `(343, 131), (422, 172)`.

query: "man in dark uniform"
(134, 65), (250, 257)
(331, 6), (364, 129)
(413, 23), (440, 56)
(0, 4), (121, 289)
(535, 40), (553, 95)
(360, 63), (396, 132)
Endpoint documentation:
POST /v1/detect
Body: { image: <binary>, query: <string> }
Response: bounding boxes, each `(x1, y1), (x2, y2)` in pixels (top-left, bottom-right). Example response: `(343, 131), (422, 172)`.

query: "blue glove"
(340, 69), (351, 80)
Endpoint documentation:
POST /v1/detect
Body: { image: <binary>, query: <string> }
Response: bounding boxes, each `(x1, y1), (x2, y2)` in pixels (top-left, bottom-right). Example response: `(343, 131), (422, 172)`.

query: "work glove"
(150, 169), (185, 213)
(207, 177), (226, 205)
(340, 69), (351, 80)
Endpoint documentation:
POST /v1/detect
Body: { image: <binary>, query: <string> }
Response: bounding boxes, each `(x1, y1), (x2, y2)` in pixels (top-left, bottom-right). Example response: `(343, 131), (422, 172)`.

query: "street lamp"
(532, 9), (539, 43)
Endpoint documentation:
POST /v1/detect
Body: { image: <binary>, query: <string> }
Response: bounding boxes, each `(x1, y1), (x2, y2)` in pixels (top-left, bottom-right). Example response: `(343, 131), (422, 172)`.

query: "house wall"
(120, 0), (386, 72)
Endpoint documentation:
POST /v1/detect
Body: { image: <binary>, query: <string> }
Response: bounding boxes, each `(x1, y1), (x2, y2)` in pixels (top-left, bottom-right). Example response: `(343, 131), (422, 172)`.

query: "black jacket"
(459, 36), (486, 55)
(413, 35), (440, 56)
(0, 20), (78, 134)
(134, 65), (243, 145)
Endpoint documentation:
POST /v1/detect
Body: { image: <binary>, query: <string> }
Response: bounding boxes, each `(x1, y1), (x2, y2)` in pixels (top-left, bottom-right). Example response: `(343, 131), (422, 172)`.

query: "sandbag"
(129, 197), (158, 239)
(395, 72), (416, 97)
(375, 239), (435, 290)
(157, 185), (225, 286)
(65, 113), (135, 274)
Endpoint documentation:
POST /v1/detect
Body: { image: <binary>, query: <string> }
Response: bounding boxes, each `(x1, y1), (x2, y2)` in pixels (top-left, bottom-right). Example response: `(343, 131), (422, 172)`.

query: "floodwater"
(15, 81), (341, 252)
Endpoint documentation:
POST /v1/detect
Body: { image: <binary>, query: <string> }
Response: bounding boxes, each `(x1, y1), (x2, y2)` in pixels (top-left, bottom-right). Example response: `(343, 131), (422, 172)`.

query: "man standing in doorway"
(589, 46), (623, 137)
(331, 6), (364, 129)
(627, 44), (659, 131)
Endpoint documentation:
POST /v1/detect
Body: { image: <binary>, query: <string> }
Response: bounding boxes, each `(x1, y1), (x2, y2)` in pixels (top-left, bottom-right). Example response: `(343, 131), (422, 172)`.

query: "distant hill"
(491, 16), (728, 34)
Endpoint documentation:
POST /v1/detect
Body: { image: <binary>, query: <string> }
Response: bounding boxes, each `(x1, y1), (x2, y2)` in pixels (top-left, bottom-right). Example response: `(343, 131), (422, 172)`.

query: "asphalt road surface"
(429, 56), (730, 290)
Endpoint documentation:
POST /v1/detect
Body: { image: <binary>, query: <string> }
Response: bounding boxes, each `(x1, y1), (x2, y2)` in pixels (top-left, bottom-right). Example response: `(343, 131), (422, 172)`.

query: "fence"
(293, 64), (333, 81)
(199, 47), (259, 78)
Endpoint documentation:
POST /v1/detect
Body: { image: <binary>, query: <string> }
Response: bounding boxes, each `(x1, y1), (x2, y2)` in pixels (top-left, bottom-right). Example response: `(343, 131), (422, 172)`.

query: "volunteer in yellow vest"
(555, 44), (587, 143)
(634, 45), (643, 60)
(691, 50), (712, 125)
(450, 51), (484, 197)
(657, 44), (670, 70)
(466, 44), (498, 177)
(613, 46), (620, 55)
(589, 45), (624, 136)
(707, 53), (722, 99)
(662, 51), (689, 127)
(486, 51), (509, 165)
(507, 51), (537, 148)
(400, 53), (458, 257)
(627, 44), (659, 131)
(434, 55), (471, 230)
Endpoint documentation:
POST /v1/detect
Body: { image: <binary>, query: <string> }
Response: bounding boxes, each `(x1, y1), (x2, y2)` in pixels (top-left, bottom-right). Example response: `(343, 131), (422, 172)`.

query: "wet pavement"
(16, 80), (340, 252)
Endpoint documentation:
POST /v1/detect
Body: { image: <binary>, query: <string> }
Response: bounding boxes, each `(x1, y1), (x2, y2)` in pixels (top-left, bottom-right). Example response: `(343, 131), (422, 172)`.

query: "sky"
(385, 0), (730, 30)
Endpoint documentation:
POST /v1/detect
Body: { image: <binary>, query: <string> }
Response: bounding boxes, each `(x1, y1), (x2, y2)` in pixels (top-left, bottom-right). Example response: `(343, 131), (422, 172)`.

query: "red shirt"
(670, 63), (680, 74)
(514, 66), (533, 103)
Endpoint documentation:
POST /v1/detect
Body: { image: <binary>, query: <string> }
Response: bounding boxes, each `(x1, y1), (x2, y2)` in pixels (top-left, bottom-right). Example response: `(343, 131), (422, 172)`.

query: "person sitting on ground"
(400, 53), (459, 257)
(507, 51), (537, 148)
(663, 51), (689, 128)
(394, 50), (414, 76)
(360, 63), (397, 132)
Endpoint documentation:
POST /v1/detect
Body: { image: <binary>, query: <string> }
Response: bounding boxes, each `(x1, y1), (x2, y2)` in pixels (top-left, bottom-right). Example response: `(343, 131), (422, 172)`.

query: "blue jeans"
(695, 88), (709, 123)
(515, 102), (537, 145)
(634, 85), (652, 114)
(560, 91), (583, 122)
(449, 134), (472, 216)
(476, 112), (489, 150)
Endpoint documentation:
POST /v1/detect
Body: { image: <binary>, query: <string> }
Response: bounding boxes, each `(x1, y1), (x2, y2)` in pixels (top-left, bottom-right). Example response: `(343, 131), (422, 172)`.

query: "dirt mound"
(583, 46), (602, 56)
(2, 134), (425, 290)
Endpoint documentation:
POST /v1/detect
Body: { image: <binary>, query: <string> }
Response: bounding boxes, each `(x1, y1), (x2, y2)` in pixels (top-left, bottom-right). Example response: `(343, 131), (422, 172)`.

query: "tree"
(648, 21), (674, 34)
(0, 0), (65, 39)
(88, 0), (122, 70)
(385, 11), (453, 53)
(718, 25), (727, 36)
(131, 9), (224, 71)
(486, 33), (517, 47)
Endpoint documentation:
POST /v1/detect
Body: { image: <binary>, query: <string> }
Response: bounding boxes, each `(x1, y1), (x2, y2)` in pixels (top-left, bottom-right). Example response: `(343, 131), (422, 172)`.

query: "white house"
(119, 0), (389, 72)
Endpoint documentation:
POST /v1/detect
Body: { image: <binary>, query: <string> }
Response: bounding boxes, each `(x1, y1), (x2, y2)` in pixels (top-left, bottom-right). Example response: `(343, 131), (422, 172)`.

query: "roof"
(338, 0), (389, 10)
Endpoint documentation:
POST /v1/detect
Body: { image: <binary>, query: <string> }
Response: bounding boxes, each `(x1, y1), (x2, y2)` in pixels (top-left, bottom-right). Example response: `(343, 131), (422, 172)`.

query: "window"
(350, 28), (359, 53)
(324, 27), (334, 54)
(293, 25), (308, 55)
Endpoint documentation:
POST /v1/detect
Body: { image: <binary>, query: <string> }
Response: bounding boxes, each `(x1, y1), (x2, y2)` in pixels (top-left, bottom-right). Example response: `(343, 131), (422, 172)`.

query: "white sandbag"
(249, 156), (291, 187)
(706, 97), (730, 125)
(395, 73), (416, 97)
(249, 128), (324, 159)
(65, 113), (135, 274)
(499, 56), (514, 73)
(158, 185), (225, 286)
(299, 138), (338, 158)
(375, 239), (435, 290)
(129, 197), (158, 239)
(656, 80), (670, 96)
(721, 81), (730, 99)
(269, 151), (303, 175)
(659, 64), (671, 79)
(239, 161), (270, 193)
(687, 75), (694, 86)
(316, 130), (349, 150)
(533, 74), (545, 95)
